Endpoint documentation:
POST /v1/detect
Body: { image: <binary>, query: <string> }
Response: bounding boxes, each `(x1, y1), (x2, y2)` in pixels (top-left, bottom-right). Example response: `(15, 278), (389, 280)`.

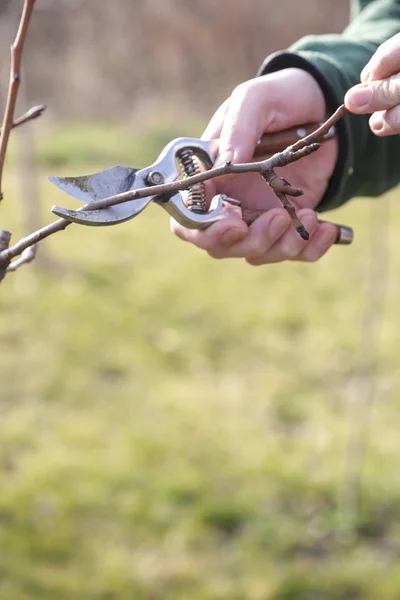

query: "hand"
(171, 68), (339, 265)
(345, 32), (400, 136)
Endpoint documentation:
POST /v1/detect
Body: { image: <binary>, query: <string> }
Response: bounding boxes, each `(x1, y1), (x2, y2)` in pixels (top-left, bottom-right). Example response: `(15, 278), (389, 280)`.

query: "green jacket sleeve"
(257, 0), (400, 212)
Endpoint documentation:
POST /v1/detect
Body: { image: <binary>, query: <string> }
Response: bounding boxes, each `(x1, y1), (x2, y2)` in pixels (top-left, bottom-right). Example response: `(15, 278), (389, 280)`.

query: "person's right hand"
(345, 32), (400, 136)
(171, 68), (339, 265)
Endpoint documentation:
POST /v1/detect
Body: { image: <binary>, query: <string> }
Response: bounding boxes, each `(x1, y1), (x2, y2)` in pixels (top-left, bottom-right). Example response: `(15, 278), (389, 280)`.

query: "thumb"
(215, 80), (264, 166)
(216, 69), (327, 167)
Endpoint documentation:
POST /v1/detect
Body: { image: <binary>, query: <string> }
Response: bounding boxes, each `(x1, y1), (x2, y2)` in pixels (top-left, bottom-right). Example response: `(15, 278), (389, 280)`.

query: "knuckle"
(231, 78), (257, 99)
(377, 78), (398, 104)
(246, 257), (263, 267)
(279, 241), (303, 260)
(385, 106), (400, 132)
(373, 51), (390, 75)
(246, 239), (269, 258)
(200, 238), (220, 252)
(207, 249), (227, 260)
(231, 82), (250, 101)
(300, 248), (320, 263)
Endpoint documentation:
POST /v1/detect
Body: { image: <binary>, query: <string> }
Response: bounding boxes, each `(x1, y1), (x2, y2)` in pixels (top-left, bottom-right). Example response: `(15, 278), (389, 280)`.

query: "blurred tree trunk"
(16, 82), (48, 268)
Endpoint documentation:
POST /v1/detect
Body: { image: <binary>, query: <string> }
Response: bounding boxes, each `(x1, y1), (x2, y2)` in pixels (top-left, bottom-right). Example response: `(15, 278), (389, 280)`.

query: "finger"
(170, 206), (248, 251)
(295, 222), (338, 262)
(206, 208), (292, 259)
(216, 69), (327, 167)
(345, 73), (400, 113)
(361, 33), (400, 82)
(245, 209), (318, 265)
(202, 99), (229, 140)
(369, 104), (400, 136)
(215, 80), (266, 166)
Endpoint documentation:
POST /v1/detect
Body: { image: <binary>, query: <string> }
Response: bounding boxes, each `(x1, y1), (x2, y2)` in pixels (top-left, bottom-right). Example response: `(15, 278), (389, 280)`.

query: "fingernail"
(348, 83), (372, 108)
(222, 228), (244, 246)
(214, 150), (234, 168)
(270, 215), (289, 238)
(370, 113), (384, 132)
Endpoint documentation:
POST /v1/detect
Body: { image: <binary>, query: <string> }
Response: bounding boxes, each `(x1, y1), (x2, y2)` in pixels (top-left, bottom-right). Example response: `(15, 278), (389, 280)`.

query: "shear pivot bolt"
(147, 171), (164, 185)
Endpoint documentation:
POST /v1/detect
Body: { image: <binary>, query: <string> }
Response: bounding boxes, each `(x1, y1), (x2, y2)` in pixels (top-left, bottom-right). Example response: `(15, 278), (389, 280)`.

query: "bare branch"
(6, 243), (38, 273)
(277, 191), (310, 240)
(261, 169), (313, 239)
(289, 105), (347, 153)
(1, 218), (70, 265)
(11, 104), (46, 131)
(0, 105), (348, 276)
(0, 0), (36, 201)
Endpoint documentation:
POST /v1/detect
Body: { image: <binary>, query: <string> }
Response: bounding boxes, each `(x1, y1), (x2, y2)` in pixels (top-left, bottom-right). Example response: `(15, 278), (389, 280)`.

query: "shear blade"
(49, 164), (151, 226)
(52, 196), (152, 226)
(49, 165), (139, 202)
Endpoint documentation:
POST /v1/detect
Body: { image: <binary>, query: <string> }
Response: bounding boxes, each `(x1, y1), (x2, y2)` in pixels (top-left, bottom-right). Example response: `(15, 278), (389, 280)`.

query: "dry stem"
(0, 0), (36, 200)
(10, 104), (46, 131)
(6, 243), (37, 272)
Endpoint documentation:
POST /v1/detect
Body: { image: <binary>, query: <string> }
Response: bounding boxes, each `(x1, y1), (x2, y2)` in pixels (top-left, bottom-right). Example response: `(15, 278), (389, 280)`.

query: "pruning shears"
(50, 123), (353, 245)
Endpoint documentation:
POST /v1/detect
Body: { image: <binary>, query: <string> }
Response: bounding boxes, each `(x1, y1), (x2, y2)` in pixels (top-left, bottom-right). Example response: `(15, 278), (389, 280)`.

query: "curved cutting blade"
(49, 164), (151, 226)
(49, 165), (139, 202)
(52, 197), (152, 226)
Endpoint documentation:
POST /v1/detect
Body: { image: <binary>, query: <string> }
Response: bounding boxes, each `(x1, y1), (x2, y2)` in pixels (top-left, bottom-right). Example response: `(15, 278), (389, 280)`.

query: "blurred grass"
(1, 123), (400, 599)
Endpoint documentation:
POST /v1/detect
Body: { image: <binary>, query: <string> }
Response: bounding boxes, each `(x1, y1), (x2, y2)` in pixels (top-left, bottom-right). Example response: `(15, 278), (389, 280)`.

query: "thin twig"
(0, 0), (36, 201)
(0, 105), (348, 276)
(10, 104), (46, 131)
(0, 218), (69, 266)
(289, 105), (347, 153)
(277, 191), (309, 240)
(6, 243), (38, 272)
(262, 169), (312, 239)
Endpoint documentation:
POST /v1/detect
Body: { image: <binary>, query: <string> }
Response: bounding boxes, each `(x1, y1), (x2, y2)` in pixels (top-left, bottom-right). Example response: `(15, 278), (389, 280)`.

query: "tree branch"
(6, 243), (37, 272)
(0, 0), (36, 201)
(0, 105), (348, 277)
(0, 217), (70, 270)
(10, 104), (46, 131)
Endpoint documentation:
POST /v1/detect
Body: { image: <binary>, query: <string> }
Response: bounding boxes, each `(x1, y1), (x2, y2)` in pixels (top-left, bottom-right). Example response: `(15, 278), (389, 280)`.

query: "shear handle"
(254, 122), (335, 158)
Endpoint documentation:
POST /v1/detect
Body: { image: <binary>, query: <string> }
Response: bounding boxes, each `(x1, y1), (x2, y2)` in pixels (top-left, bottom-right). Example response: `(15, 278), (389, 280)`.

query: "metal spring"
(178, 148), (206, 213)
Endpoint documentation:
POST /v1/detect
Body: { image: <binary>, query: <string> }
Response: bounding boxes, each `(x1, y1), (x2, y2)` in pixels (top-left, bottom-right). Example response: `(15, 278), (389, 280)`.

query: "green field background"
(1, 125), (400, 599)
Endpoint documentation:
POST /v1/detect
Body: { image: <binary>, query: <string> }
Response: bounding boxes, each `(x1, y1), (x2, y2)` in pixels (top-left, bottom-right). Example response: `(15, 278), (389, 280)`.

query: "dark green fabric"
(257, 0), (400, 212)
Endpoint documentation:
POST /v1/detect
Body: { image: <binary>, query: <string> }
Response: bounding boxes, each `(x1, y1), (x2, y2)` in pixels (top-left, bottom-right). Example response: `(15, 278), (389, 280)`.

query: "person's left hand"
(345, 32), (400, 135)
(171, 69), (339, 265)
